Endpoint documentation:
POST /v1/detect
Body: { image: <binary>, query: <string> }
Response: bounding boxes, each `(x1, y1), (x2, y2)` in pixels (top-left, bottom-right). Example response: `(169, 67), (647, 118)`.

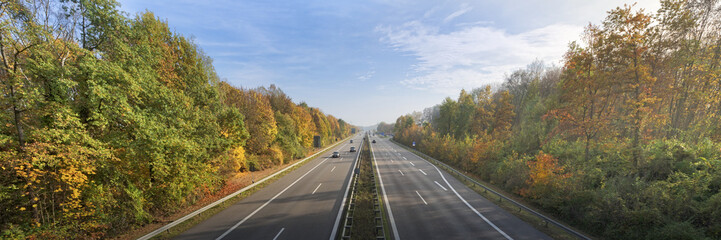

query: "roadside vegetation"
(0, 1), (355, 238)
(387, 1), (721, 239)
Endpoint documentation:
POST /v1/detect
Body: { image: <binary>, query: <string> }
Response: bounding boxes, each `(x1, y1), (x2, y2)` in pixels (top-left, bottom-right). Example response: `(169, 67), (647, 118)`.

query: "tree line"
(390, 1), (721, 239)
(0, 0), (354, 238)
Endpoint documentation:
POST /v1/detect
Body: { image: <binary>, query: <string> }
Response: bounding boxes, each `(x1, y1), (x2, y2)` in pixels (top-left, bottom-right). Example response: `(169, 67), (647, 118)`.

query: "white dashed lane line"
(416, 191), (428, 205)
(434, 181), (448, 191)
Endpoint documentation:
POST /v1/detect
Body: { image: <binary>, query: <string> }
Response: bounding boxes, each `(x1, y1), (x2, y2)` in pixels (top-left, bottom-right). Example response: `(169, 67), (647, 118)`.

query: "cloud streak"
(377, 21), (582, 94)
(443, 4), (472, 23)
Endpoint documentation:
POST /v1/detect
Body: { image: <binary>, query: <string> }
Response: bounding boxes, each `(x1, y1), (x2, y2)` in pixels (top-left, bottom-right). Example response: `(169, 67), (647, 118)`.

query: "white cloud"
(357, 70), (376, 81)
(443, 4), (472, 23)
(377, 21), (583, 94)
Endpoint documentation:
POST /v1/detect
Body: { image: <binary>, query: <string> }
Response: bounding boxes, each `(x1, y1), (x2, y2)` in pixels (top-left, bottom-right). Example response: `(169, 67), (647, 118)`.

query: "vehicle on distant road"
(332, 152), (340, 158)
(350, 147), (356, 152)
(350, 140), (353, 143)
(372, 140), (376, 143)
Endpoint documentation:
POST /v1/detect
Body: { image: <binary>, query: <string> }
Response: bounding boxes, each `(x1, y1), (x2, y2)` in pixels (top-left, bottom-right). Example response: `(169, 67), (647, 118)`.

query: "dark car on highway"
(372, 140), (376, 143)
(332, 152), (340, 158)
(350, 147), (356, 152)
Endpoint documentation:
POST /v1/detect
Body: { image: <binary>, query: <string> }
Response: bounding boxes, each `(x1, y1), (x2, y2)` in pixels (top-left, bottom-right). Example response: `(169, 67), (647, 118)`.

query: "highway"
(371, 137), (551, 240)
(175, 136), (362, 240)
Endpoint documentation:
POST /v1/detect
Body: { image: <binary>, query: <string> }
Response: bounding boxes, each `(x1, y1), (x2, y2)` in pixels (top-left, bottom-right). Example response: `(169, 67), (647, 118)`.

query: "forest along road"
(175, 136), (362, 240)
(372, 137), (552, 240)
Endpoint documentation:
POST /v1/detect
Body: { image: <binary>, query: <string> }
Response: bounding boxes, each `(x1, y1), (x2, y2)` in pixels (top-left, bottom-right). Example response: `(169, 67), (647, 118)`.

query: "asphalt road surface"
(371, 137), (551, 240)
(175, 136), (362, 240)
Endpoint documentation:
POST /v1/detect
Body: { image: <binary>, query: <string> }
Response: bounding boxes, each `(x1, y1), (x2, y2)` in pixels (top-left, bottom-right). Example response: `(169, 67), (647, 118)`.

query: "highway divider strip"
(137, 137), (352, 240)
(389, 139), (591, 240)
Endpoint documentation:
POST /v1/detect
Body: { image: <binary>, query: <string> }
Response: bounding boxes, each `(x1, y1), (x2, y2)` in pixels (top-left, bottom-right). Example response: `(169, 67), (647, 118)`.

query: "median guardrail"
(338, 139), (362, 239)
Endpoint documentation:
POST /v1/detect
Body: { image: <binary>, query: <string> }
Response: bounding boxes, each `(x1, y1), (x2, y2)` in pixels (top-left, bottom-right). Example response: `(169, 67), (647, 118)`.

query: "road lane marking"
(398, 170), (404, 176)
(434, 181), (448, 191)
(419, 169), (427, 175)
(312, 183), (322, 195)
(215, 158), (329, 240)
(371, 139), (401, 240)
(331, 166), (336, 172)
(402, 157), (407, 160)
(273, 228), (285, 240)
(432, 164), (513, 240)
(416, 191), (428, 205)
(409, 162), (415, 167)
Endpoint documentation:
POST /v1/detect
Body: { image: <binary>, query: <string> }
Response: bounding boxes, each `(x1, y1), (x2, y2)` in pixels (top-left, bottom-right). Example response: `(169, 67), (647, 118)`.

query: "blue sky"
(118, 0), (660, 126)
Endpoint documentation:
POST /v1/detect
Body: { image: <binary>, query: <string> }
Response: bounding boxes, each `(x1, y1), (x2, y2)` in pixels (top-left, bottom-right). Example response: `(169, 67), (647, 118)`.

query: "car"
(372, 140), (376, 143)
(332, 152), (340, 158)
(350, 140), (353, 143)
(350, 147), (356, 152)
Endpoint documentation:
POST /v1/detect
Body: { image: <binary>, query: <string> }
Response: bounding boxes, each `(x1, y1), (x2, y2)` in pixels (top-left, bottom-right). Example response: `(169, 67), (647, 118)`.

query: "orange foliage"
(520, 151), (571, 199)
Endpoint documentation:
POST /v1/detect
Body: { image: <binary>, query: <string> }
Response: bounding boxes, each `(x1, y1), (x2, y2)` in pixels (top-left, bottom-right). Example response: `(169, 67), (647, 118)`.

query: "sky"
(117, 0), (661, 127)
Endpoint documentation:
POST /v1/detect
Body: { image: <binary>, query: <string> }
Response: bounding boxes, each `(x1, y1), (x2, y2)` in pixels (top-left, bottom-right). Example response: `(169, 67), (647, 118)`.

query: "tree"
(377, 121), (394, 135)
(601, 5), (659, 166)
(520, 151), (571, 200)
(435, 97), (457, 137)
(555, 27), (618, 160)
(220, 84), (277, 155)
(491, 90), (515, 141)
(470, 85), (495, 137)
(454, 89), (475, 139)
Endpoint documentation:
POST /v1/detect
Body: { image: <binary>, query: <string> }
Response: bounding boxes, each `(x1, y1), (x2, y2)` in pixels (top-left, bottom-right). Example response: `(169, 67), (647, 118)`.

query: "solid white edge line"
(137, 138), (350, 240)
(434, 181), (448, 191)
(415, 191), (428, 205)
(215, 158), (329, 240)
(273, 228), (285, 240)
(312, 183), (323, 195)
(431, 161), (514, 240)
(329, 139), (363, 240)
(418, 169), (427, 175)
(372, 139), (401, 240)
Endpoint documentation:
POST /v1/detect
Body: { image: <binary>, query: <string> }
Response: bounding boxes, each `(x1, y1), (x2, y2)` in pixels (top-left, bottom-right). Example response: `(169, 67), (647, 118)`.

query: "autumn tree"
(491, 90), (515, 141)
(556, 26), (618, 160)
(470, 85), (495, 137)
(601, 5), (659, 166)
(520, 151), (571, 200)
